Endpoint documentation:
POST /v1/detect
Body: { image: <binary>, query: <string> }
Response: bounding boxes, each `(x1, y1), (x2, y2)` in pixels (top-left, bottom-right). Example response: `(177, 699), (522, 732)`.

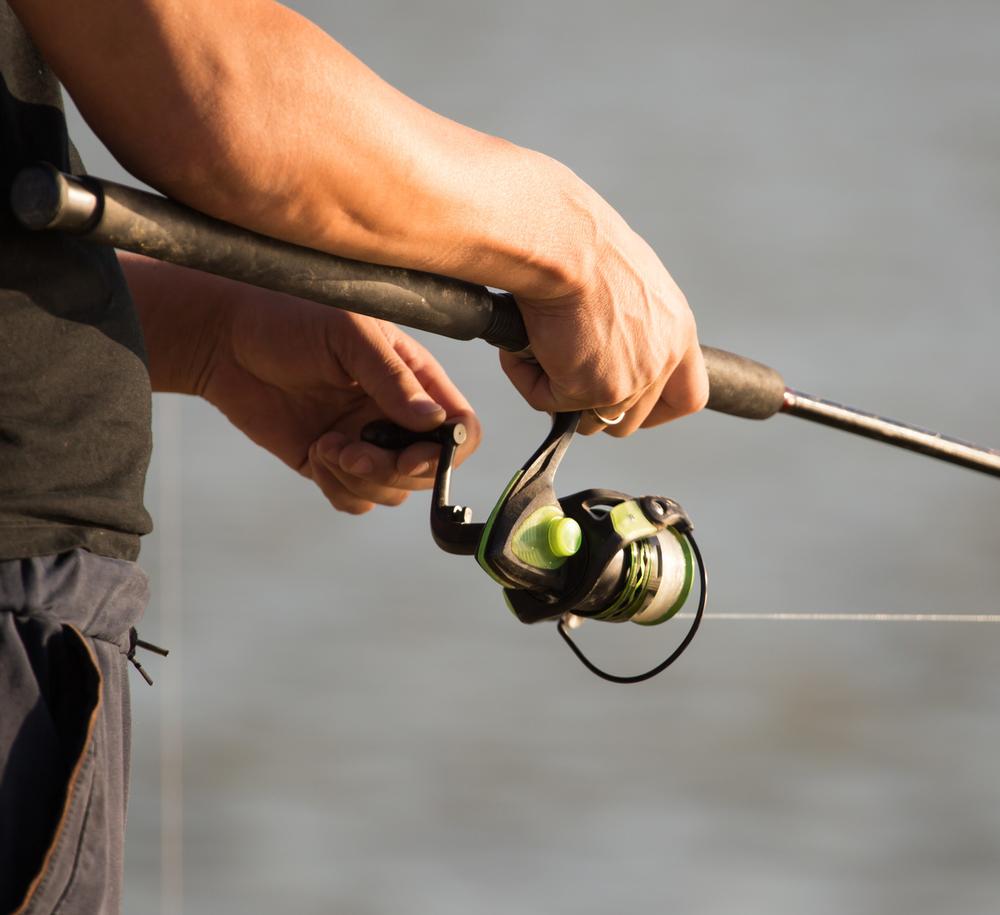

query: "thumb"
(341, 324), (446, 429)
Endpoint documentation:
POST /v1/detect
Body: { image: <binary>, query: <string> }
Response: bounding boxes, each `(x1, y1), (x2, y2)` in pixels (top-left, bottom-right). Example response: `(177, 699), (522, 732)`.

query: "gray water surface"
(67, 1), (1000, 912)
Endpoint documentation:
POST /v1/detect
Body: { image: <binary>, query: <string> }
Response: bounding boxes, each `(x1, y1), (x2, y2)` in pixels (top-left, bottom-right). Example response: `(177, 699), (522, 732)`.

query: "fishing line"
(674, 611), (1000, 623)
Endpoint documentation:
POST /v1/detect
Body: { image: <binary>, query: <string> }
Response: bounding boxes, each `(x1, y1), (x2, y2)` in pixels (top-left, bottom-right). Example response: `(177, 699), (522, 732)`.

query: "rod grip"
(10, 165), (788, 420)
(9, 164), (509, 346)
(702, 347), (787, 419)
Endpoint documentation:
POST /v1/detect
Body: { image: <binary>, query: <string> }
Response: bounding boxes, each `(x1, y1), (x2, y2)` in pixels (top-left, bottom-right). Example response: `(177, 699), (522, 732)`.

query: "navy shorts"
(0, 549), (149, 915)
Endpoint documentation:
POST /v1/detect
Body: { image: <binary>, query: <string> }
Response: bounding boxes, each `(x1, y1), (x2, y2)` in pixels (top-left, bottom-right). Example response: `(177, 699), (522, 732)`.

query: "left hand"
(197, 285), (479, 514)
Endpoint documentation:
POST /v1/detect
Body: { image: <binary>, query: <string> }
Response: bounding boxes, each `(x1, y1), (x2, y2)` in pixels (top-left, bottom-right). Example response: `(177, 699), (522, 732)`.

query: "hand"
(498, 188), (708, 436)
(198, 285), (479, 514)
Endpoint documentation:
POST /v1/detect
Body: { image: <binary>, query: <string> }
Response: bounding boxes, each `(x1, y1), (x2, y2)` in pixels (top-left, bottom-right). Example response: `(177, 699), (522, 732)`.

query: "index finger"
(391, 334), (482, 465)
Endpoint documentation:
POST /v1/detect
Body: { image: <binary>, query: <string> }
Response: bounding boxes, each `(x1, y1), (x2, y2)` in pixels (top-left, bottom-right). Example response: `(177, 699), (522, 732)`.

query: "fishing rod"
(11, 164), (1000, 682)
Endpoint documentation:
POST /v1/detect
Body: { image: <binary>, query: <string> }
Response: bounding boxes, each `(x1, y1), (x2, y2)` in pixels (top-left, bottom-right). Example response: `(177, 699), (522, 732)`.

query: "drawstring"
(127, 627), (169, 685)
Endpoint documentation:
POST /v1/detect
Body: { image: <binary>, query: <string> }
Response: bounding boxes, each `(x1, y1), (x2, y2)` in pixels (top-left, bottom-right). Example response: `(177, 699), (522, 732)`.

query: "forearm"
(14, 0), (598, 297)
(120, 252), (231, 396)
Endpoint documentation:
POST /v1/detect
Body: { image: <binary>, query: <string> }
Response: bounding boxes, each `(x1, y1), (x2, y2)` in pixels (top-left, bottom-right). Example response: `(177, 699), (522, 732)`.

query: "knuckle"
(379, 357), (413, 390)
(378, 469), (404, 489)
(590, 377), (628, 409)
(334, 497), (373, 516)
(381, 490), (409, 508)
(610, 403), (648, 437)
(684, 367), (711, 415)
(691, 383), (710, 413)
(661, 381), (708, 420)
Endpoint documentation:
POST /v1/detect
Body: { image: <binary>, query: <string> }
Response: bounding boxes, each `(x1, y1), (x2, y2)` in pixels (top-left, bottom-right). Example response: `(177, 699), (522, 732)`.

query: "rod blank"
(782, 390), (1000, 478)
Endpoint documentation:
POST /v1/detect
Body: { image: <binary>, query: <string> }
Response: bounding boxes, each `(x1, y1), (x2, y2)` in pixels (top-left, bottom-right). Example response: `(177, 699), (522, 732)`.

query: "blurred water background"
(66, 1), (1000, 912)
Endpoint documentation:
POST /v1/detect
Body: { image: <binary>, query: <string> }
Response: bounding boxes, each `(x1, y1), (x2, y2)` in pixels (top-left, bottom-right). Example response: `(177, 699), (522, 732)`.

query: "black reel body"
(502, 488), (695, 627)
(361, 411), (707, 682)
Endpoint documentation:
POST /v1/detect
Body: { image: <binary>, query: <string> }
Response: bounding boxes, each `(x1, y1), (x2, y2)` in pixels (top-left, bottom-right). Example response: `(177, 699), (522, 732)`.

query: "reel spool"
(362, 411), (707, 683)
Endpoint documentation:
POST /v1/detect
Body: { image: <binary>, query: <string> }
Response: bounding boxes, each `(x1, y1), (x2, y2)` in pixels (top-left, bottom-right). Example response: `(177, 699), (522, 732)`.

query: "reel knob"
(547, 516), (583, 558)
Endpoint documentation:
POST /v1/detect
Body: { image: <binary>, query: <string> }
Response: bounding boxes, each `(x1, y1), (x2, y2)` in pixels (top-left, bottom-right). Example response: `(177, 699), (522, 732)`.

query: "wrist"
(124, 253), (233, 396)
(470, 148), (603, 301)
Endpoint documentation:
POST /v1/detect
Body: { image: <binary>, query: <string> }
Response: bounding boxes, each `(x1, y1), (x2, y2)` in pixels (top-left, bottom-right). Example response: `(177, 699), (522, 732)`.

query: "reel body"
(499, 489), (694, 628)
(361, 411), (707, 682)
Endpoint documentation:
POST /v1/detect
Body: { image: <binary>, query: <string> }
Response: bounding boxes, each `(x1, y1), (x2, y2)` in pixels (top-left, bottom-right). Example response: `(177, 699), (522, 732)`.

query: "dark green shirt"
(0, 4), (152, 560)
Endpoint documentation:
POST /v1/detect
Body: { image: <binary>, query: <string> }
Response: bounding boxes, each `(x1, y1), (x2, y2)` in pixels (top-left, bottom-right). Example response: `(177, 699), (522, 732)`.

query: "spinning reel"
(362, 412), (707, 683)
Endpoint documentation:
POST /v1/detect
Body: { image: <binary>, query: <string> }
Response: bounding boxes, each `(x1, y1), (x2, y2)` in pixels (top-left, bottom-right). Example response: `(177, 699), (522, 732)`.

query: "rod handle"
(10, 164), (512, 346)
(702, 346), (788, 419)
(10, 165), (788, 420)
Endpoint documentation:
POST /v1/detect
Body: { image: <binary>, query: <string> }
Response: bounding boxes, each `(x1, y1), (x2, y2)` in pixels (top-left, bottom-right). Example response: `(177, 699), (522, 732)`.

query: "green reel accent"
(610, 500), (657, 540)
(510, 506), (582, 570)
(549, 516), (583, 558)
(475, 470), (524, 585)
(594, 539), (654, 623)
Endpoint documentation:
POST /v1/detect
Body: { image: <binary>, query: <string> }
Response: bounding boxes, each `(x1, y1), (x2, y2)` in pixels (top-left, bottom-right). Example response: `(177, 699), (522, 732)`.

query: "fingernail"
(405, 461), (431, 477)
(347, 455), (374, 475)
(409, 396), (444, 415)
(319, 433), (346, 464)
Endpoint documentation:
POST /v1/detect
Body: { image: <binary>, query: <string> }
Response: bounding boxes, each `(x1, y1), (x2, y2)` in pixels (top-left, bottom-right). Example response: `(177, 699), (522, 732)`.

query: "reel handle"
(361, 418), (483, 555)
(360, 419), (467, 451)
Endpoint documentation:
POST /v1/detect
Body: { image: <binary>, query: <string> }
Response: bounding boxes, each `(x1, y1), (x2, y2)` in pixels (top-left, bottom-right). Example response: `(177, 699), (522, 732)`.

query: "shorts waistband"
(0, 547), (149, 646)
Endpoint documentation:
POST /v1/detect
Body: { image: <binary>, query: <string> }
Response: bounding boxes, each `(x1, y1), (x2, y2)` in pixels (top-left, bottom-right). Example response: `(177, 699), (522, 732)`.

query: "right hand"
(190, 279), (480, 515)
(499, 194), (708, 437)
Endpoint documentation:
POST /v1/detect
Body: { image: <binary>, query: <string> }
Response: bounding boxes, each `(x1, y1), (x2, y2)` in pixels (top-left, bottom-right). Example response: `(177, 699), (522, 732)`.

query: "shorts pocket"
(1, 619), (102, 915)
